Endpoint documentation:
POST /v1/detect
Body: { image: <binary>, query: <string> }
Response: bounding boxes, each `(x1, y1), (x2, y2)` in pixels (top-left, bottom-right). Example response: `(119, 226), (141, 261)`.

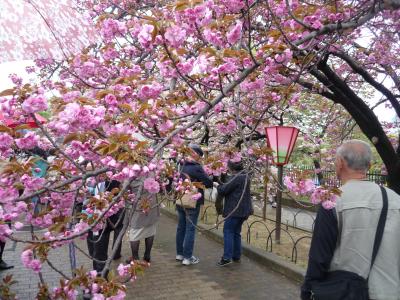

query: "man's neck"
(341, 172), (368, 184)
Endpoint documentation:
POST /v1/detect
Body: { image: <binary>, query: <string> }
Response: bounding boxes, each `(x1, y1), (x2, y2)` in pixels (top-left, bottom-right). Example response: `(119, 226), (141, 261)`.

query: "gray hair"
(336, 140), (372, 171)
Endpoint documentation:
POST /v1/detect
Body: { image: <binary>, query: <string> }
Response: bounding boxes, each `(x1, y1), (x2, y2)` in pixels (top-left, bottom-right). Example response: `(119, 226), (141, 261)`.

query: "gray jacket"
(330, 180), (400, 300)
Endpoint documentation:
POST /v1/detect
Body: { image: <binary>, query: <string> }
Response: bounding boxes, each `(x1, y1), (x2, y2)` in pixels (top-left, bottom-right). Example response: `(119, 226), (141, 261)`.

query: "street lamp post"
(265, 126), (299, 244)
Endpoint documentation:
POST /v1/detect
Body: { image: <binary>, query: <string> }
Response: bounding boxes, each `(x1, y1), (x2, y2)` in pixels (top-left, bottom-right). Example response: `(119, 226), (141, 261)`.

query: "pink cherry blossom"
(159, 120), (174, 132)
(191, 192), (202, 201)
(104, 93), (118, 106)
(310, 187), (338, 209)
(0, 133), (13, 150)
(92, 294), (105, 300)
(117, 263), (130, 276)
(221, 0), (245, 13)
(108, 290), (127, 300)
(310, 188), (322, 205)
(284, 176), (315, 195)
(100, 19), (127, 41)
(165, 25), (186, 48)
(203, 28), (224, 47)
(21, 249), (33, 266)
(89, 270), (98, 279)
(22, 95), (48, 113)
(137, 24), (154, 49)
(144, 177), (160, 194)
(91, 283), (100, 294)
(0, 224), (12, 242)
(14, 222), (24, 230)
(50, 103), (106, 134)
(227, 21), (242, 44)
(21, 175), (46, 193)
(138, 83), (163, 100)
(322, 200), (336, 210)
(16, 201), (28, 212)
(214, 102), (224, 113)
(73, 221), (89, 235)
(15, 131), (39, 150)
(29, 259), (42, 273)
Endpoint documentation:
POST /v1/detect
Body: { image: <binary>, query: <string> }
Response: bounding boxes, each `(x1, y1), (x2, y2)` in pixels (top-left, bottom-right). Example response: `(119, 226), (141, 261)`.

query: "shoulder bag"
(177, 173), (198, 209)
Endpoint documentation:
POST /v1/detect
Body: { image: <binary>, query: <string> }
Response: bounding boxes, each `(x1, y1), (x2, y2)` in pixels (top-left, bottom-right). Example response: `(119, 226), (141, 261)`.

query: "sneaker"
(0, 260), (14, 270)
(182, 256), (200, 266)
(232, 258), (241, 263)
(125, 257), (139, 264)
(176, 255), (184, 261)
(113, 254), (122, 261)
(217, 258), (232, 266)
(272, 202), (277, 208)
(82, 294), (91, 300)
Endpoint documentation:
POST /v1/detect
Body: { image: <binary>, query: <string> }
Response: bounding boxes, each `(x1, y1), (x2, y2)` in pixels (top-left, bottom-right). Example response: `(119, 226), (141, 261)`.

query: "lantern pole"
(275, 164), (283, 243)
(262, 159), (269, 221)
(265, 126), (299, 244)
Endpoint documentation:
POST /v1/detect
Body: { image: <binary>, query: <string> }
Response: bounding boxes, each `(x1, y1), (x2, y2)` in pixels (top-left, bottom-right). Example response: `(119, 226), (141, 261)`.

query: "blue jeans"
(176, 205), (200, 259)
(223, 217), (246, 260)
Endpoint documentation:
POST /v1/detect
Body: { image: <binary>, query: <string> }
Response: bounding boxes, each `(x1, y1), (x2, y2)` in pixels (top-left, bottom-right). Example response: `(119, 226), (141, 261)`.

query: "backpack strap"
(331, 207), (342, 248)
(177, 162), (190, 181)
(367, 186), (388, 279)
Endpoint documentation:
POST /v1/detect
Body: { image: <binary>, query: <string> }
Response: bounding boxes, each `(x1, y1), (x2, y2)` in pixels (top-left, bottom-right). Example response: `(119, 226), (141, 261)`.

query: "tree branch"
(331, 51), (400, 118)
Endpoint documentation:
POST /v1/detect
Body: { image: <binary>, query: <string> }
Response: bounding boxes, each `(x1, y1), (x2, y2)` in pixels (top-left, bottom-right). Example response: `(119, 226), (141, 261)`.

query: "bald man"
(301, 140), (400, 300)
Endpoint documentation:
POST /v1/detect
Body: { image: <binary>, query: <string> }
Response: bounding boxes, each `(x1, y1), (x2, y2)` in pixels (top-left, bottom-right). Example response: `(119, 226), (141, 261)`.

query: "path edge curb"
(161, 207), (305, 283)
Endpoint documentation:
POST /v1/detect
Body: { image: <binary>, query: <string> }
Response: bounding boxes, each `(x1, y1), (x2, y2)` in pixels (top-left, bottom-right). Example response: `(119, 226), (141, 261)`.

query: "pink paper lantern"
(0, 112), (47, 129)
(265, 126), (299, 166)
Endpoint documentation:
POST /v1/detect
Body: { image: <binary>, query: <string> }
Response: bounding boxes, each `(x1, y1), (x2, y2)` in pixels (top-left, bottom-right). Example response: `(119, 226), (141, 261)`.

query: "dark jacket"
(105, 180), (125, 230)
(301, 206), (338, 300)
(180, 160), (213, 206)
(217, 172), (253, 219)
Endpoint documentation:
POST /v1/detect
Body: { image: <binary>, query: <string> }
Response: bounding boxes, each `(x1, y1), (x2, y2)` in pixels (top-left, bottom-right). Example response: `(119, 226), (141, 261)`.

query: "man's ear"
(336, 157), (344, 171)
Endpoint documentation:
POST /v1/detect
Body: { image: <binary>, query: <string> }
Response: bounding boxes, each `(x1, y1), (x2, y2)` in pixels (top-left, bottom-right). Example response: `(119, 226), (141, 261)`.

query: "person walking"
(0, 240), (13, 270)
(176, 144), (213, 266)
(216, 160), (253, 266)
(0, 205), (13, 271)
(301, 140), (400, 300)
(0, 162), (14, 270)
(128, 184), (160, 263)
(86, 179), (124, 274)
(30, 146), (49, 214)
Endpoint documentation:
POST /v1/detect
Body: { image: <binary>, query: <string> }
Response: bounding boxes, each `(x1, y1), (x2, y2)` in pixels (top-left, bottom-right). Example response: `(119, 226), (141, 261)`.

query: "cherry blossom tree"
(1, 0), (400, 298)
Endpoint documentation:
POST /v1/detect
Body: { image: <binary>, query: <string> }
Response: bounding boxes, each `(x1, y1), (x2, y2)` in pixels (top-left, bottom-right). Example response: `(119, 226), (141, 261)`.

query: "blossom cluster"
(311, 187), (339, 210)
(284, 176), (315, 196)
(21, 249), (42, 273)
(284, 176), (339, 209)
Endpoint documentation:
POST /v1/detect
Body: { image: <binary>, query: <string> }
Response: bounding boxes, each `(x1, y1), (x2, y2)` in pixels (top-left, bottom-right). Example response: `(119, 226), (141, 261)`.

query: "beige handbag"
(178, 190), (198, 209)
(177, 173), (198, 209)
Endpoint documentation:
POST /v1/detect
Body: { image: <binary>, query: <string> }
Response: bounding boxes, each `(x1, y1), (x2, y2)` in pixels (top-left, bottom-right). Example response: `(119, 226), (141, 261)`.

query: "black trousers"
(87, 210), (124, 272)
(0, 241), (5, 261)
(0, 222), (10, 261)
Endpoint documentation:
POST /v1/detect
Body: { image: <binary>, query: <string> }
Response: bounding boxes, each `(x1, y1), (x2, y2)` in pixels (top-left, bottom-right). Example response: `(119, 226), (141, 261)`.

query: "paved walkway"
(1, 214), (300, 299)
